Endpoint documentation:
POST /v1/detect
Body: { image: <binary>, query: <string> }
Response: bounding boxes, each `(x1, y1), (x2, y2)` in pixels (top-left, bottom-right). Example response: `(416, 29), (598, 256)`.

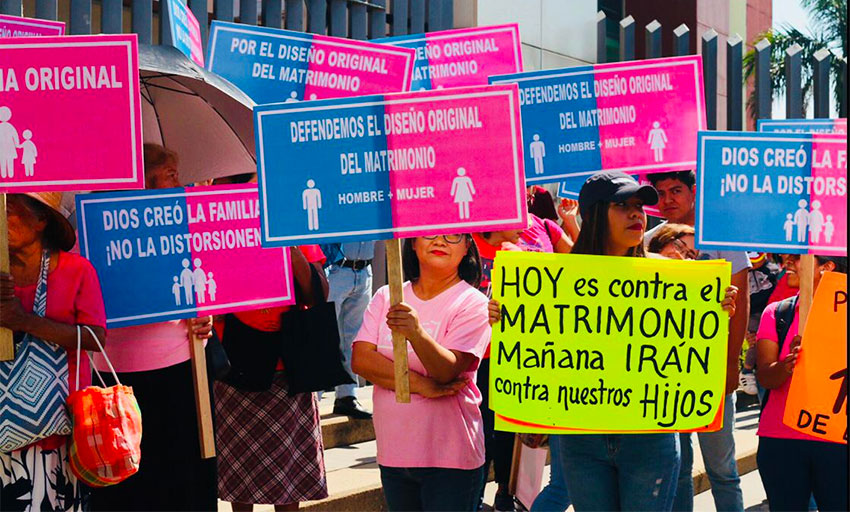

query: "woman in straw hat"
(0, 192), (107, 511)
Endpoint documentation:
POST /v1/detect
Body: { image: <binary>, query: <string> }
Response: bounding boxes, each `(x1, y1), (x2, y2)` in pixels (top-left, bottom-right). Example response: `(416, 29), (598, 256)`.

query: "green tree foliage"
(743, 0), (847, 119)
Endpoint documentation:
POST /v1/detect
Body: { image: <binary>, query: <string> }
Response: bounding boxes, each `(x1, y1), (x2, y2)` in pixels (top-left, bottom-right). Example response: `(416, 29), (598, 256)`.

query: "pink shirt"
(13, 251), (106, 393)
(93, 320), (192, 373)
(355, 281), (491, 469)
(519, 214), (564, 253)
(756, 301), (823, 441)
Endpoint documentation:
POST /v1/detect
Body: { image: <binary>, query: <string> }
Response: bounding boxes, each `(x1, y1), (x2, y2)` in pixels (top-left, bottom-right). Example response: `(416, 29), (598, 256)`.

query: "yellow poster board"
(783, 272), (847, 444)
(491, 252), (730, 433)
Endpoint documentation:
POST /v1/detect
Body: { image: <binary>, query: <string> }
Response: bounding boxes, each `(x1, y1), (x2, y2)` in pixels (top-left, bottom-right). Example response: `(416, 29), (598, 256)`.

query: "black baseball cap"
(578, 171), (659, 217)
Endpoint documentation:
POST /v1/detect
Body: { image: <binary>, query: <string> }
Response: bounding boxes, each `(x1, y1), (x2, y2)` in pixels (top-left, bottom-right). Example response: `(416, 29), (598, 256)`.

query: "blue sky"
(772, 0), (812, 36)
(769, 0), (840, 117)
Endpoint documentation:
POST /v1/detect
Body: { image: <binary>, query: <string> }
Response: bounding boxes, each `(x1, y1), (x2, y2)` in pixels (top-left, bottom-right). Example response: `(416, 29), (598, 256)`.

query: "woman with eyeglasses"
(352, 234), (490, 511)
(646, 223), (699, 260)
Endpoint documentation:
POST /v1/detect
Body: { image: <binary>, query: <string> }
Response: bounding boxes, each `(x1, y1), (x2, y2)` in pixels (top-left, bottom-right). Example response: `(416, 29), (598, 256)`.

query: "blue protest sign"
(254, 85), (527, 247)
(77, 185), (295, 328)
(696, 131), (847, 255)
(206, 21), (415, 104)
(166, 0), (204, 66)
(490, 56), (706, 184)
(758, 118), (847, 134)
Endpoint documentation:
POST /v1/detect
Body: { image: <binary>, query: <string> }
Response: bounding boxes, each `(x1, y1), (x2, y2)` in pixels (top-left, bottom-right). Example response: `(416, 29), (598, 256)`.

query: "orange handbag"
(67, 325), (142, 487)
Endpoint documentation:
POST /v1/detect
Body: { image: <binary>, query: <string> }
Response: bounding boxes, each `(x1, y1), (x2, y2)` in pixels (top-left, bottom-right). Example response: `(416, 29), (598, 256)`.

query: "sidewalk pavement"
(217, 390), (762, 512)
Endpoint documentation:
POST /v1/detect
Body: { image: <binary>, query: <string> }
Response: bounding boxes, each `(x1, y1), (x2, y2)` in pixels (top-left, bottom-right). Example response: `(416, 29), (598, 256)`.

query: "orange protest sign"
(782, 272), (847, 444)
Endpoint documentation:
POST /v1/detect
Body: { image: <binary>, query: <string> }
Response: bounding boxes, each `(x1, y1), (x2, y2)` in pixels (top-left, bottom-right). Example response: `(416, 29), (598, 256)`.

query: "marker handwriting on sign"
(491, 254), (730, 432)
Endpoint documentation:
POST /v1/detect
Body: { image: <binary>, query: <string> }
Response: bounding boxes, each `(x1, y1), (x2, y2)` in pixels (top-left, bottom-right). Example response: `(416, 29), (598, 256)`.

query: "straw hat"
(21, 192), (76, 252)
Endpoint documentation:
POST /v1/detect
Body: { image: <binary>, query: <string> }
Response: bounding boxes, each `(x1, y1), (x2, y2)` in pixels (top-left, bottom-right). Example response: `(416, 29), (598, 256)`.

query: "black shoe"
(333, 396), (372, 420)
(493, 492), (516, 512)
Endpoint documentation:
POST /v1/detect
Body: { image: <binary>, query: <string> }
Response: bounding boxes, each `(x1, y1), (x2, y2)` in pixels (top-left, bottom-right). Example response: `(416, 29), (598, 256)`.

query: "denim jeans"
(758, 437), (848, 512)
(559, 433), (680, 511)
(326, 264), (372, 398)
(673, 393), (743, 512)
(379, 465), (486, 511)
(530, 435), (571, 512)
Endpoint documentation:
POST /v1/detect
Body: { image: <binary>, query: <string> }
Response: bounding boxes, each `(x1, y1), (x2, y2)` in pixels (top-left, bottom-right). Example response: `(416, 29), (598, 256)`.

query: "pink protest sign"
(375, 24), (523, 90)
(76, 184), (296, 328)
(491, 55), (706, 184)
(0, 35), (143, 193)
(255, 84), (528, 246)
(207, 21), (415, 104)
(0, 14), (64, 37)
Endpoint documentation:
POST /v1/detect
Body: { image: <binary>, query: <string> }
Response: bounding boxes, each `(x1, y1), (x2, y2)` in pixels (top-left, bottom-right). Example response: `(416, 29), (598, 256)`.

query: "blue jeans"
(379, 465), (486, 511)
(326, 264), (372, 398)
(673, 393), (743, 512)
(530, 435), (571, 512)
(560, 433), (680, 511)
(758, 437), (848, 512)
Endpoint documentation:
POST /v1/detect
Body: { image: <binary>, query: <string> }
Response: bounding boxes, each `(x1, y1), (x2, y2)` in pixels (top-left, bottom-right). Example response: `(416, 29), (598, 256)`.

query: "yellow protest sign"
(783, 272), (847, 444)
(491, 252), (730, 433)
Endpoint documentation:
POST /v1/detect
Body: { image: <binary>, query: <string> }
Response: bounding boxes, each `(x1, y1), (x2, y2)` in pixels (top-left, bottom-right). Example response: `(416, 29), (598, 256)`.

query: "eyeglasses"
(671, 238), (699, 260)
(422, 234), (466, 244)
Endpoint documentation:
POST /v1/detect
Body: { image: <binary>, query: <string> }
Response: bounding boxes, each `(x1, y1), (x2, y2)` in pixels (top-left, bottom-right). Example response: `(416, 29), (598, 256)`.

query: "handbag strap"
(76, 324), (122, 390)
(32, 249), (50, 318)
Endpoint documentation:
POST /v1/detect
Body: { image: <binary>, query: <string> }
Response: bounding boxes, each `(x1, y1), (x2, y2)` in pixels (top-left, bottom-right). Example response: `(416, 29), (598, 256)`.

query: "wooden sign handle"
(189, 330), (216, 458)
(798, 254), (815, 332)
(0, 194), (13, 362)
(507, 434), (522, 496)
(385, 239), (410, 403)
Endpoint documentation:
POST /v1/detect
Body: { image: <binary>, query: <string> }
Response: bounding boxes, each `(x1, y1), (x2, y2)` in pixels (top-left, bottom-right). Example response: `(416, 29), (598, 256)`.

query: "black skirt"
(88, 359), (218, 512)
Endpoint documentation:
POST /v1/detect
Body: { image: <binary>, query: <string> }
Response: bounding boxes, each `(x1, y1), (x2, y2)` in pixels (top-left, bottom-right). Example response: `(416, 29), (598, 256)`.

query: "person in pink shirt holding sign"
(352, 234), (490, 511)
(89, 144), (217, 512)
(755, 256), (848, 512)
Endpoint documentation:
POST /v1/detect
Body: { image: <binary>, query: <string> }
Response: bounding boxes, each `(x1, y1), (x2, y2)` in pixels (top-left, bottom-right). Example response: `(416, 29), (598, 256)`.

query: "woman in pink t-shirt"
(352, 234), (490, 511)
(755, 256), (847, 512)
(1, 192), (106, 511)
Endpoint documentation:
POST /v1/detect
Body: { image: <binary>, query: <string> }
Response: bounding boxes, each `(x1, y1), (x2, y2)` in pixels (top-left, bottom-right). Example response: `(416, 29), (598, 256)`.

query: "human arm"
(291, 246), (328, 307)
(0, 271), (106, 351)
(757, 335), (801, 389)
(557, 199), (581, 244)
(351, 341), (468, 397)
(725, 269), (750, 394)
(386, 302), (477, 384)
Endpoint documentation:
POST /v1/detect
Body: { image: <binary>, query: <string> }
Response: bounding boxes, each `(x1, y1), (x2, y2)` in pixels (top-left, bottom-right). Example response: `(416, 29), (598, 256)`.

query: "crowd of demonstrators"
(0, 193), (107, 511)
(645, 170), (750, 512)
(351, 234), (491, 511)
(2, 136), (845, 512)
(88, 144), (219, 512)
(755, 256), (848, 512)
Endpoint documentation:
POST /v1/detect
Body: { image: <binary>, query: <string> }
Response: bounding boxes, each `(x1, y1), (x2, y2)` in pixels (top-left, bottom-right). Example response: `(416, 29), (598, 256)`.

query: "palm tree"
(743, 0), (847, 119)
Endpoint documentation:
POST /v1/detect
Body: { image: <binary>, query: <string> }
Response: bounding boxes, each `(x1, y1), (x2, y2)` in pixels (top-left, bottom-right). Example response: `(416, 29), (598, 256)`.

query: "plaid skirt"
(214, 373), (328, 505)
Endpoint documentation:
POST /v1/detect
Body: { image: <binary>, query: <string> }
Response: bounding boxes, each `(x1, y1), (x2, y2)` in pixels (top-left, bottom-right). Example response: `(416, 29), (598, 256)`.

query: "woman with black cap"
(0, 192), (107, 511)
(556, 171), (739, 511)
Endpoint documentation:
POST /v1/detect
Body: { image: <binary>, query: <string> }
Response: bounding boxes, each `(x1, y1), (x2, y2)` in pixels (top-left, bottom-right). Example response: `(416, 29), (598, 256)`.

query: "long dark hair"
(402, 235), (483, 288)
(572, 202), (646, 258)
